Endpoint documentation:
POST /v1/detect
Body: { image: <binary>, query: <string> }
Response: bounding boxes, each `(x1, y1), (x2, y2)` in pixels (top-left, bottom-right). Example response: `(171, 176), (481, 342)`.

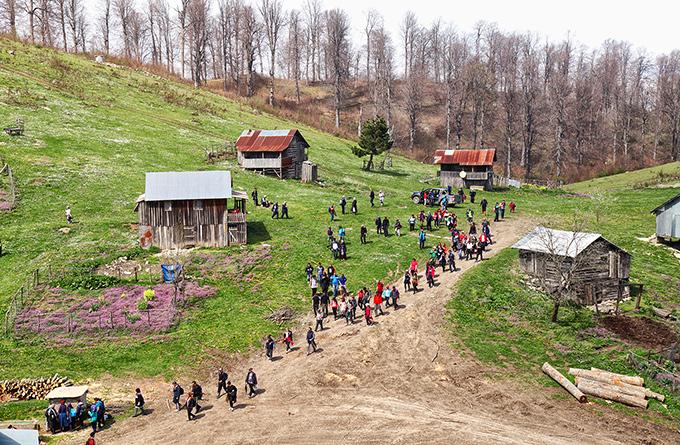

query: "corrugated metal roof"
(0, 429), (39, 445)
(144, 171), (232, 202)
(512, 226), (606, 258)
(650, 193), (680, 214)
(235, 129), (309, 153)
(433, 149), (496, 166)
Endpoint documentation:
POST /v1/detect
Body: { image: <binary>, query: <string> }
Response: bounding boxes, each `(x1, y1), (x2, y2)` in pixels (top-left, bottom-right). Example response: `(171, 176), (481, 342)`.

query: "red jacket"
(376, 281), (384, 295)
(374, 293), (383, 305)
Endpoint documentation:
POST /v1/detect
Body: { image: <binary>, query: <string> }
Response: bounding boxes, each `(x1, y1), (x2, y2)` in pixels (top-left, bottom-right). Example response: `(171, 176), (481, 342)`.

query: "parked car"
(410, 188), (461, 206)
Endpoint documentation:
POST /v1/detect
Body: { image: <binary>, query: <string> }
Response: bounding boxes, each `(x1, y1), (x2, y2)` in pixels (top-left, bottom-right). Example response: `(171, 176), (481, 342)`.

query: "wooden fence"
(3, 262), (164, 336)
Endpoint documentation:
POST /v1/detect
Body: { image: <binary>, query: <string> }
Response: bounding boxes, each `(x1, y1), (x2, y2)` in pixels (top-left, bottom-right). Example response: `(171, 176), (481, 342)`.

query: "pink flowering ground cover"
(15, 282), (216, 338)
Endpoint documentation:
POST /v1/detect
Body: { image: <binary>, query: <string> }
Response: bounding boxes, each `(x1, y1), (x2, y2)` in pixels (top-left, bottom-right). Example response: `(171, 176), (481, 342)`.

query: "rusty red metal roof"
(235, 129), (309, 153)
(433, 149), (496, 166)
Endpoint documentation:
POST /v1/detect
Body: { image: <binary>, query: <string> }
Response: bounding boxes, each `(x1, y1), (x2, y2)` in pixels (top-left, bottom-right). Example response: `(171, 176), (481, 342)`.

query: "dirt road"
(64, 219), (679, 444)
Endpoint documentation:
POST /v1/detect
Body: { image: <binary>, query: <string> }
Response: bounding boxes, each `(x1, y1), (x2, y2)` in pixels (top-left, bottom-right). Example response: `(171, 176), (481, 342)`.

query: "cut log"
(575, 377), (646, 399)
(576, 378), (648, 408)
(651, 307), (676, 320)
(578, 374), (665, 402)
(541, 362), (587, 403)
(568, 368), (644, 386)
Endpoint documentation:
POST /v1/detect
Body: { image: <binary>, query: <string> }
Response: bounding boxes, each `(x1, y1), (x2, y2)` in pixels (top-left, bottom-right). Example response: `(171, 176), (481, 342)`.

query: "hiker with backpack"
(283, 329), (294, 352)
(328, 205), (336, 222)
(172, 382), (184, 411)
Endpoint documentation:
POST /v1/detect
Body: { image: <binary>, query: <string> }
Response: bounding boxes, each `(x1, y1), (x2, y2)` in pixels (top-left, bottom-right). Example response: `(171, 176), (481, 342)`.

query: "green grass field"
(0, 38), (451, 381)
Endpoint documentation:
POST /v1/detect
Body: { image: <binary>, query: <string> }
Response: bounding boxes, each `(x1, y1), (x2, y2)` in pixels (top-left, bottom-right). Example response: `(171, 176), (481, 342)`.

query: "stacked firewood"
(569, 367), (664, 408)
(0, 374), (72, 400)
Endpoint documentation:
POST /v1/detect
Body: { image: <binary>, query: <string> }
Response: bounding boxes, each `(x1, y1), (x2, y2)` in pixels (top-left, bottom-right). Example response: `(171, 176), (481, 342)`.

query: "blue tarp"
(161, 264), (182, 283)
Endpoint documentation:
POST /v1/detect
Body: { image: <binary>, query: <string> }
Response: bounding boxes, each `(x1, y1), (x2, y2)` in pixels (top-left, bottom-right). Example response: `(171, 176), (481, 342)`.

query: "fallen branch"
(542, 362), (587, 403)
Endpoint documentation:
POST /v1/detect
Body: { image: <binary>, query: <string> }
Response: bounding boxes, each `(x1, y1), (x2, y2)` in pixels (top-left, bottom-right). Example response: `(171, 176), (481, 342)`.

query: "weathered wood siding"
(518, 239), (631, 305)
(137, 199), (248, 249)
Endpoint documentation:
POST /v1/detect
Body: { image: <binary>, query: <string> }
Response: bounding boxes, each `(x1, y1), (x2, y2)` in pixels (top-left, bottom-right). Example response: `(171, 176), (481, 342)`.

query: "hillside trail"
(64, 217), (678, 445)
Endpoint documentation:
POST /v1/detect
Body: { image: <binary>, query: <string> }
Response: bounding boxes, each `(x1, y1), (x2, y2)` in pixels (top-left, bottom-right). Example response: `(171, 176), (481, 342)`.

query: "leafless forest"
(2, 0), (680, 181)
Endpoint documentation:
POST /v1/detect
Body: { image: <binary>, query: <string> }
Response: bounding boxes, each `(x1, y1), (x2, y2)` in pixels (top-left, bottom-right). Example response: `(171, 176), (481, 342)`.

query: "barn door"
(183, 225), (196, 245)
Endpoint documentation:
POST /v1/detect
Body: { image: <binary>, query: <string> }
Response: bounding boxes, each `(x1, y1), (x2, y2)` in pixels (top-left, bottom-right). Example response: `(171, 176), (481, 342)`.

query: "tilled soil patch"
(600, 315), (679, 348)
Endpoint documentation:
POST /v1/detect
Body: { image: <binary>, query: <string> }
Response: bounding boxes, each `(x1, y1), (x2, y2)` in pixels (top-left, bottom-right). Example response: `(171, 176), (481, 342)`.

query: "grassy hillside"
(447, 173), (680, 423)
(565, 162), (680, 193)
(0, 39), (441, 379)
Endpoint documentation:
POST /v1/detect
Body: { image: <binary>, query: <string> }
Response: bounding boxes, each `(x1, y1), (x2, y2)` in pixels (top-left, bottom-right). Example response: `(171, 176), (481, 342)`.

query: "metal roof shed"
(650, 193), (680, 240)
(144, 171), (232, 202)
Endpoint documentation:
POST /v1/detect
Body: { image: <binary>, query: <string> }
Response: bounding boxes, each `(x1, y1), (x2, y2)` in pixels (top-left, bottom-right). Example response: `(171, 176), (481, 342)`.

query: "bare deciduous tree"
(241, 4), (259, 97)
(1, 0), (19, 38)
(97, 0), (112, 55)
(258, 0), (284, 106)
(286, 8), (302, 103)
(325, 8), (350, 128)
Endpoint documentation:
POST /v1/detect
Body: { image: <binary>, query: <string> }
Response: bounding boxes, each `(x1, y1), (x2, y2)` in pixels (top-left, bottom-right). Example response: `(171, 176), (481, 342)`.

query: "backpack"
(178, 386), (184, 396)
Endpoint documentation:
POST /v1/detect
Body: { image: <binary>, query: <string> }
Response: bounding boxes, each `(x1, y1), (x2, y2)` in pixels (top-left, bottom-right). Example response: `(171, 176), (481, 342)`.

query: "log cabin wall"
(518, 238), (631, 305)
(138, 199), (230, 249)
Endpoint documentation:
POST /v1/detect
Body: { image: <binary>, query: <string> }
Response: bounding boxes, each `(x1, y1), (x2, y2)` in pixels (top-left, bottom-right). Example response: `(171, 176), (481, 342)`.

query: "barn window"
(164, 201), (172, 212)
(609, 251), (619, 278)
(194, 200), (204, 211)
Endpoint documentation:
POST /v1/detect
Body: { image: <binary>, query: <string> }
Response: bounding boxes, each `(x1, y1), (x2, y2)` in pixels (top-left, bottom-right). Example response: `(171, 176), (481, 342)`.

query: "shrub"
(137, 298), (149, 311)
(143, 288), (155, 301)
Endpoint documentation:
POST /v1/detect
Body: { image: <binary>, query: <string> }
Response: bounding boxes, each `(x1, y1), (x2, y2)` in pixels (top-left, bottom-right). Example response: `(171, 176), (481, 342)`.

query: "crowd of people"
(44, 397), (107, 436)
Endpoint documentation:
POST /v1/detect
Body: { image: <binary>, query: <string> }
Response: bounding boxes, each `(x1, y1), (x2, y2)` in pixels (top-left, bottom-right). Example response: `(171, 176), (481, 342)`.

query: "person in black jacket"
(306, 327), (317, 354)
(133, 388), (145, 417)
(369, 190), (375, 207)
(375, 216), (382, 234)
(245, 368), (258, 398)
(351, 197), (358, 215)
(190, 381), (203, 412)
(172, 382), (184, 411)
(360, 224), (367, 244)
(226, 381), (238, 411)
(382, 217), (389, 237)
(216, 368), (228, 398)
(186, 393), (197, 421)
(340, 196), (347, 214)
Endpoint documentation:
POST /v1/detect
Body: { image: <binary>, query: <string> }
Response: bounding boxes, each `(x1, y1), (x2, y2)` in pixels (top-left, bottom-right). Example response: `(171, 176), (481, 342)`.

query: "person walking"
(448, 249), (456, 272)
(480, 198), (488, 216)
(58, 400), (70, 432)
(281, 202), (289, 218)
(306, 327), (317, 354)
(310, 275), (318, 297)
(403, 270), (411, 291)
(312, 293), (320, 316)
(395, 219), (402, 237)
(379, 190), (385, 206)
(375, 216), (382, 234)
(252, 188), (258, 206)
(133, 388), (145, 417)
(86, 432), (96, 445)
(392, 286), (400, 310)
(186, 392), (197, 421)
(265, 334), (275, 361)
(360, 224), (367, 244)
(494, 202), (500, 222)
(351, 197), (358, 215)
(369, 190), (375, 207)
(328, 205), (336, 222)
(65, 206), (73, 224)
(217, 368), (228, 398)
(340, 196), (347, 214)
(373, 289), (384, 316)
(315, 311), (324, 331)
(408, 214), (416, 231)
(364, 304), (373, 325)
(245, 368), (258, 398)
(190, 382), (203, 411)
(470, 189), (476, 203)
(500, 200), (506, 219)
(226, 381), (237, 411)
(419, 229), (426, 249)
(283, 329), (294, 352)
(320, 291), (329, 316)
(382, 216), (390, 236)
(411, 270), (419, 294)
(330, 297), (339, 320)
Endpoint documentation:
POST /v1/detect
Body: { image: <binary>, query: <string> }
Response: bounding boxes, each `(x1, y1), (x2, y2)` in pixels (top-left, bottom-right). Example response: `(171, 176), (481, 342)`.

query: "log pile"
(0, 374), (72, 401)
(568, 367), (664, 408)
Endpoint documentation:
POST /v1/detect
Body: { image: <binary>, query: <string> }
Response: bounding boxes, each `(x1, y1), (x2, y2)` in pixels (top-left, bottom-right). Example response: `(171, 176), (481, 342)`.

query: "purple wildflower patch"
(15, 282), (216, 339)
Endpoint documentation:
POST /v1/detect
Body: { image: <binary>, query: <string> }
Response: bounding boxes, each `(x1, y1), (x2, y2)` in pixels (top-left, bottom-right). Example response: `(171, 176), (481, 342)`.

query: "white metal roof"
(45, 385), (89, 400)
(512, 226), (604, 258)
(0, 430), (39, 445)
(144, 171), (232, 202)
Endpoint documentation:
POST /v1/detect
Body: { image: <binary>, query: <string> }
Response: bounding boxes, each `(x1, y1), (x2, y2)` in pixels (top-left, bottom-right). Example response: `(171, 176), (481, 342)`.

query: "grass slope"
(0, 39), (439, 380)
(447, 177), (680, 424)
(565, 161), (680, 193)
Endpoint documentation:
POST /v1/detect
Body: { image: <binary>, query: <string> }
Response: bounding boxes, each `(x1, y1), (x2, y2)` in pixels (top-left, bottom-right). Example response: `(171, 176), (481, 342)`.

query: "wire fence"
(3, 262), (174, 337)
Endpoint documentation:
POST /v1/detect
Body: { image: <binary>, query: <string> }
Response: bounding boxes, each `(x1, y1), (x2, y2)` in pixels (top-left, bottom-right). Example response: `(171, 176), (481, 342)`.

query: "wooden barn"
(651, 193), (680, 241)
(135, 171), (247, 250)
(513, 226), (631, 305)
(433, 148), (496, 191)
(235, 129), (309, 179)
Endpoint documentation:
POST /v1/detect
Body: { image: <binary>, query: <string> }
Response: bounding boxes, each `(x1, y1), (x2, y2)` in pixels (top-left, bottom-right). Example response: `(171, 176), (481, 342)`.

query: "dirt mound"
(600, 315), (679, 348)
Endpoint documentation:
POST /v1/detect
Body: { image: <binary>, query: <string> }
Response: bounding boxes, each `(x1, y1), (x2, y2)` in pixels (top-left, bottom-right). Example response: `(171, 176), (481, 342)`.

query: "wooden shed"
(135, 171), (247, 250)
(434, 148), (496, 191)
(513, 227), (631, 305)
(235, 129), (309, 179)
(651, 193), (680, 241)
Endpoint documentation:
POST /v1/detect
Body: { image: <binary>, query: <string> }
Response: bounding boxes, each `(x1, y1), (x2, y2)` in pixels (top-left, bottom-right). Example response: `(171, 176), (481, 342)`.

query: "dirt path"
(64, 218), (678, 445)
